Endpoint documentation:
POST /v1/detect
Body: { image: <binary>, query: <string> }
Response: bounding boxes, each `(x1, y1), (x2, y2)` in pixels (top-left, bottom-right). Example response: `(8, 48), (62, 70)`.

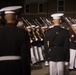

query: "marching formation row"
(17, 16), (70, 66)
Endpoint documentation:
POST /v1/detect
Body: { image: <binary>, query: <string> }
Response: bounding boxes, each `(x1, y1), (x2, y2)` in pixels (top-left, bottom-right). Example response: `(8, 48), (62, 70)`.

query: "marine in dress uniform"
(30, 25), (39, 64)
(69, 24), (76, 70)
(41, 26), (49, 66)
(0, 6), (31, 75)
(26, 25), (37, 64)
(30, 25), (44, 64)
(35, 26), (44, 62)
(44, 13), (70, 75)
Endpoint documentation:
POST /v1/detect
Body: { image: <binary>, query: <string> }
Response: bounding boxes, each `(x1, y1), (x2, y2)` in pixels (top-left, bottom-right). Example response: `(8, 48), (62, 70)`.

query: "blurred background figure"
(0, 6), (31, 75)
(69, 24), (76, 71)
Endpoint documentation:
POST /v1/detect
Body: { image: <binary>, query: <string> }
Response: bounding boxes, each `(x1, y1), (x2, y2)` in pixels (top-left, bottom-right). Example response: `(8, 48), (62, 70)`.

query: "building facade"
(22, 0), (76, 20)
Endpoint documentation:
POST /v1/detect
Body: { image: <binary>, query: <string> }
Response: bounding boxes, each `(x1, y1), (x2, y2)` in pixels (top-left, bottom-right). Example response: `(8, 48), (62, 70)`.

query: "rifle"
(34, 19), (45, 36)
(39, 17), (51, 28)
(26, 19), (40, 41)
(65, 17), (76, 34)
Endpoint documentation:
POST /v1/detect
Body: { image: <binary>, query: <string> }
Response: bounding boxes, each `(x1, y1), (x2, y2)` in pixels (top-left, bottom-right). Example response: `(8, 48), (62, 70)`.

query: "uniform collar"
(6, 23), (16, 26)
(54, 25), (60, 27)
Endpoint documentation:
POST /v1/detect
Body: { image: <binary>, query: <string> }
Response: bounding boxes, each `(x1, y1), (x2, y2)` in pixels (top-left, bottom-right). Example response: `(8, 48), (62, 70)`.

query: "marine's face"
(36, 28), (39, 31)
(27, 28), (31, 32)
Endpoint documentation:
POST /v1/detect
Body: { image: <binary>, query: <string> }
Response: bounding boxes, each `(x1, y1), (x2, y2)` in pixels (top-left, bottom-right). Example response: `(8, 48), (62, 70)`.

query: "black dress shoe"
(74, 68), (76, 71)
(69, 69), (74, 71)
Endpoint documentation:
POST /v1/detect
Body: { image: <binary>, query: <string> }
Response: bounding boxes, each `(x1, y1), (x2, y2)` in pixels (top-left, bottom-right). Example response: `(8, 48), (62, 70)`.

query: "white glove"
(65, 62), (68, 66)
(45, 61), (49, 66)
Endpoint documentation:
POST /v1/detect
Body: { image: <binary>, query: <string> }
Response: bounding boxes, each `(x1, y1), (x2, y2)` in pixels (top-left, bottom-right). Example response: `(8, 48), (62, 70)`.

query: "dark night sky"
(0, 0), (25, 9)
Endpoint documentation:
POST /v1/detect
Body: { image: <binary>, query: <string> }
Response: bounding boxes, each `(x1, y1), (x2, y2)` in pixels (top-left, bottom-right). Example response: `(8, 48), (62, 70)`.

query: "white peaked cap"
(51, 13), (64, 19)
(31, 25), (35, 28)
(5, 11), (15, 14)
(49, 25), (54, 28)
(35, 26), (39, 28)
(26, 26), (31, 28)
(0, 6), (22, 14)
(72, 24), (76, 26)
(0, 6), (22, 11)
(41, 26), (47, 29)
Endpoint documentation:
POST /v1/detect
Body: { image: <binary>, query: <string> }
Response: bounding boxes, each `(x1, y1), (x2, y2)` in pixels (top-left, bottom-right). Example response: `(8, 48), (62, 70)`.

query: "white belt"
(0, 56), (21, 61)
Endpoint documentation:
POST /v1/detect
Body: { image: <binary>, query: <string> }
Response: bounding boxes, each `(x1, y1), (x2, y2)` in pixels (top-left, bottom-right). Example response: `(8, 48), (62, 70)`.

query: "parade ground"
(31, 62), (76, 75)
